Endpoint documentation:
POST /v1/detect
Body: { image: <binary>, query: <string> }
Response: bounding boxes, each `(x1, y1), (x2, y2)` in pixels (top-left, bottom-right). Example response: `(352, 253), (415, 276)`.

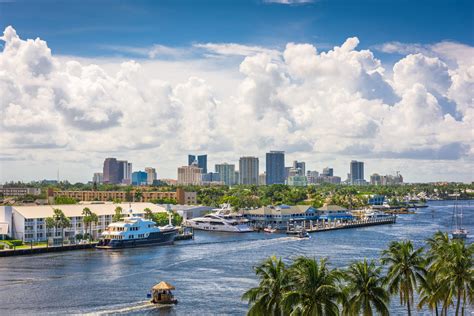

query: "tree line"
(243, 232), (473, 316)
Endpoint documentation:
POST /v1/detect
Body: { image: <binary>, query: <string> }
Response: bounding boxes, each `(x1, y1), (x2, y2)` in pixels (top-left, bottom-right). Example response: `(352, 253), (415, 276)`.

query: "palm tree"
(417, 269), (443, 316)
(134, 190), (143, 202)
(436, 240), (474, 316)
(89, 212), (99, 240)
(82, 207), (92, 239)
(51, 209), (71, 244)
(282, 257), (341, 316)
(381, 240), (425, 316)
(242, 255), (290, 315)
(112, 206), (123, 222)
(45, 217), (55, 239)
(342, 259), (390, 316)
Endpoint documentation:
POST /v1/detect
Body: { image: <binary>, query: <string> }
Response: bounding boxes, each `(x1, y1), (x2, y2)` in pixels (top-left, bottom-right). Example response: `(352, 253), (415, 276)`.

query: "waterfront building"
(258, 172), (266, 186)
(215, 163), (236, 186)
(92, 173), (103, 184)
(287, 175), (308, 186)
(132, 171), (148, 186)
(145, 167), (157, 185)
(0, 202), (167, 242)
(368, 195), (385, 205)
(350, 160), (365, 185)
(239, 156), (259, 185)
(322, 167), (334, 177)
(265, 151), (285, 185)
(178, 162), (203, 185)
(51, 188), (197, 205)
(188, 154), (207, 174)
(243, 204), (352, 229)
(0, 187), (41, 197)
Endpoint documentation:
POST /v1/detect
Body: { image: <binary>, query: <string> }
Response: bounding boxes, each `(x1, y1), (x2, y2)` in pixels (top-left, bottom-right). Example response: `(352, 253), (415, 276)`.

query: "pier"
(0, 242), (97, 257)
(286, 216), (397, 234)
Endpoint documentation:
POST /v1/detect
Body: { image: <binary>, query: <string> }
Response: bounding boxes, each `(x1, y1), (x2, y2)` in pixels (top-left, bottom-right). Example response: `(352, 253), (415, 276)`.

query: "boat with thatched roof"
(150, 281), (178, 305)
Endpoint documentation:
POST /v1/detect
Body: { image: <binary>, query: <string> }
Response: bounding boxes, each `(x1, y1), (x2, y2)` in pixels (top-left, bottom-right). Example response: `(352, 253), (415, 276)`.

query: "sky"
(0, 0), (473, 183)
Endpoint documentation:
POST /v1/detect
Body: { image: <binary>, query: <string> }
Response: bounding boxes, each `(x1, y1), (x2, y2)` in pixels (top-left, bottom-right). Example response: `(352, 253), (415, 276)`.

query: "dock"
(174, 227), (194, 241)
(0, 242), (98, 257)
(286, 216), (397, 235)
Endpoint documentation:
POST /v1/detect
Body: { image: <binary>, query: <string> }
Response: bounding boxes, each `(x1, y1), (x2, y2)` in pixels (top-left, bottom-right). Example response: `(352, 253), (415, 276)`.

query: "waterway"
(0, 200), (472, 315)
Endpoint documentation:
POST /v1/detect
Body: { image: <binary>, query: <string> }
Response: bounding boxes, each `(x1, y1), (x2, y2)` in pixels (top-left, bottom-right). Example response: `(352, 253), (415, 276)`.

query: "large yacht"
(96, 208), (178, 249)
(184, 204), (253, 233)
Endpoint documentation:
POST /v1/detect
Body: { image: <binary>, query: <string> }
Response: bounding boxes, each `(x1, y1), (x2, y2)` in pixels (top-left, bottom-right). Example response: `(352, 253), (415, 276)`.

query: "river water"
(0, 200), (472, 315)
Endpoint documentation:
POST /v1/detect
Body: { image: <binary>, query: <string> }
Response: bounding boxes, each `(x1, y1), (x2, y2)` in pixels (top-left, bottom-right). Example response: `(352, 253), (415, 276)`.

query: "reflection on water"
(0, 200), (472, 315)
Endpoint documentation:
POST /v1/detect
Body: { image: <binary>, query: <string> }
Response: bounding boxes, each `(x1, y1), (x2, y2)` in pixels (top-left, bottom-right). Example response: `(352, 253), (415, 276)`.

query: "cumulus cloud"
(1, 26), (473, 182)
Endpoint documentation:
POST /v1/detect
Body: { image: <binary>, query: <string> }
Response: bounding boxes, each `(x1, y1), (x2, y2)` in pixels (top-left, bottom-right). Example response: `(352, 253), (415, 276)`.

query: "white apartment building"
(0, 202), (167, 242)
(177, 163), (202, 185)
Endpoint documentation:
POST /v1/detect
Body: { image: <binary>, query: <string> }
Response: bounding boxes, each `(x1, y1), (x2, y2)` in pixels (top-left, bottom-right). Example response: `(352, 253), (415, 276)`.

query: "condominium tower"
(266, 151), (285, 185)
(239, 157), (259, 185)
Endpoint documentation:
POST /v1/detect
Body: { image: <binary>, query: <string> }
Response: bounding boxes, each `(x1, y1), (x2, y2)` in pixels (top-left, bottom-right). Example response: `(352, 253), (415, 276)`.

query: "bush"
(0, 244), (4, 250)
(0, 239), (23, 248)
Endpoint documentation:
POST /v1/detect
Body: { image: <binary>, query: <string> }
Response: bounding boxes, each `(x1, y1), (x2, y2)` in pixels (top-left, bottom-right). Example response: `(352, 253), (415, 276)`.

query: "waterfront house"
(243, 204), (353, 229)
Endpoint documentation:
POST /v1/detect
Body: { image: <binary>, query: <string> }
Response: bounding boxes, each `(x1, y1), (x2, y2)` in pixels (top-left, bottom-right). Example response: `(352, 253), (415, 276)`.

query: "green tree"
(436, 240), (474, 315)
(242, 256), (290, 316)
(417, 269), (443, 316)
(144, 208), (153, 220)
(283, 257), (341, 316)
(381, 240), (425, 316)
(112, 206), (123, 222)
(45, 217), (55, 238)
(48, 209), (71, 242)
(134, 190), (143, 202)
(342, 259), (390, 316)
(82, 207), (92, 239)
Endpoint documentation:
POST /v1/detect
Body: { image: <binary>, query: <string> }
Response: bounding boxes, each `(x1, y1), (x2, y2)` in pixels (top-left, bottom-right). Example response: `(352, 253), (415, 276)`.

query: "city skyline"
(1, 1), (473, 184)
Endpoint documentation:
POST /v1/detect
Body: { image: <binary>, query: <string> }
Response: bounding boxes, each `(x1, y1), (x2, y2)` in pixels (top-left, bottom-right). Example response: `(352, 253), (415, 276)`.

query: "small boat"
(150, 281), (178, 305)
(263, 226), (277, 233)
(297, 229), (310, 239)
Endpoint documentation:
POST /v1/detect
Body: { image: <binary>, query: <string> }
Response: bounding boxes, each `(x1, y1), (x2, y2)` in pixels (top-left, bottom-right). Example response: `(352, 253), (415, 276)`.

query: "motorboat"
(96, 208), (178, 249)
(149, 281), (178, 305)
(184, 204), (253, 233)
(263, 226), (277, 233)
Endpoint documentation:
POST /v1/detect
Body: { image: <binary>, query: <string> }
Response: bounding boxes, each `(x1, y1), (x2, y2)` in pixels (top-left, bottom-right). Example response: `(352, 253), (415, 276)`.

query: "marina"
(286, 216), (397, 234)
(0, 200), (472, 315)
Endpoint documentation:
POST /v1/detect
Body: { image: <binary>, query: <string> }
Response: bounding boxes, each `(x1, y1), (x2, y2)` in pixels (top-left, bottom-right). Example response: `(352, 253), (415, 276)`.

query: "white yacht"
(184, 204), (253, 233)
(96, 208), (178, 249)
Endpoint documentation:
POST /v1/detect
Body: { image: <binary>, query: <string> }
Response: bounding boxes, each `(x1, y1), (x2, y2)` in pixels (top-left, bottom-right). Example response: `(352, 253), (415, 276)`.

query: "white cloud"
(0, 26), (473, 183)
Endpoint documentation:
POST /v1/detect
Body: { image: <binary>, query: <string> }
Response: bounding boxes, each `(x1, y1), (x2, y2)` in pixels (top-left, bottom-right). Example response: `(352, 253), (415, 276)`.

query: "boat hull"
(96, 229), (178, 249)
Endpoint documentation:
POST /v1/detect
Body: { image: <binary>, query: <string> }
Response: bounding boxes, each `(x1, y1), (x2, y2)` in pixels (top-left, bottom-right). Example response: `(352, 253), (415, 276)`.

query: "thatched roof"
(152, 281), (175, 291)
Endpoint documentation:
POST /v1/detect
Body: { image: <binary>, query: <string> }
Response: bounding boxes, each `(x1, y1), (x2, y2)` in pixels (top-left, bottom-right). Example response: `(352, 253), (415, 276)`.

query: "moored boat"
(96, 208), (178, 249)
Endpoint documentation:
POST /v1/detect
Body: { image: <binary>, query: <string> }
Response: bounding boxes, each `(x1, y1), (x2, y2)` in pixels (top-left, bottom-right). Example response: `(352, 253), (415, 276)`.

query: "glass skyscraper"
(266, 151), (285, 185)
(350, 160), (365, 185)
(188, 154), (207, 174)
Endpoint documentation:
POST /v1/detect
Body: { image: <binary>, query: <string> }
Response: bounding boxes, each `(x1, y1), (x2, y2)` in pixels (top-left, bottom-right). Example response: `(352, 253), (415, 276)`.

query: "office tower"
(293, 160), (306, 176)
(215, 163), (236, 186)
(350, 160), (365, 185)
(103, 158), (119, 184)
(188, 154), (207, 174)
(322, 167), (334, 177)
(177, 162), (203, 185)
(239, 156), (259, 185)
(132, 171), (148, 186)
(117, 161), (132, 184)
(92, 172), (103, 184)
(145, 167), (157, 185)
(201, 172), (221, 183)
(266, 151), (285, 185)
(258, 172), (266, 186)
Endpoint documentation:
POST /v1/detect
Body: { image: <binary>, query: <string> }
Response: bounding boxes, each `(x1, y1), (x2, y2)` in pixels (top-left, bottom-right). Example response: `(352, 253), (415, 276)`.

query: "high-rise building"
(266, 151), (285, 185)
(322, 167), (334, 177)
(201, 172), (221, 183)
(92, 173), (103, 184)
(118, 161), (132, 185)
(178, 162), (203, 185)
(132, 171), (148, 186)
(144, 167), (157, 185)
(350, 160), (365, 185)
(239, 156), (259, 185)
(215, 163), (236, 186)
(258, 172), (266, 186)
(293, 160), (306, 176)
(103, 158), (120, 184)
(188, 154), (207, 174)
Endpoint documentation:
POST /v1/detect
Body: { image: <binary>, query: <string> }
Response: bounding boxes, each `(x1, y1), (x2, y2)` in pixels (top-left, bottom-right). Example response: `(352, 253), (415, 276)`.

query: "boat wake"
(79, 300), (162, 315)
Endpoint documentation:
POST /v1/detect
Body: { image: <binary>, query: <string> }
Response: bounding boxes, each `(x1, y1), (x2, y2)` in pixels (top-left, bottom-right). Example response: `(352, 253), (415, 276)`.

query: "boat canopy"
(152, 281), (175, 291)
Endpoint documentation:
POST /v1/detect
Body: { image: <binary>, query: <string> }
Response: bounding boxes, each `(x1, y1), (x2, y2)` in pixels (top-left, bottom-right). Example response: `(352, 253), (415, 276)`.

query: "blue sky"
(0, 0), (473, 183)
(1, 0), (473, 58)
